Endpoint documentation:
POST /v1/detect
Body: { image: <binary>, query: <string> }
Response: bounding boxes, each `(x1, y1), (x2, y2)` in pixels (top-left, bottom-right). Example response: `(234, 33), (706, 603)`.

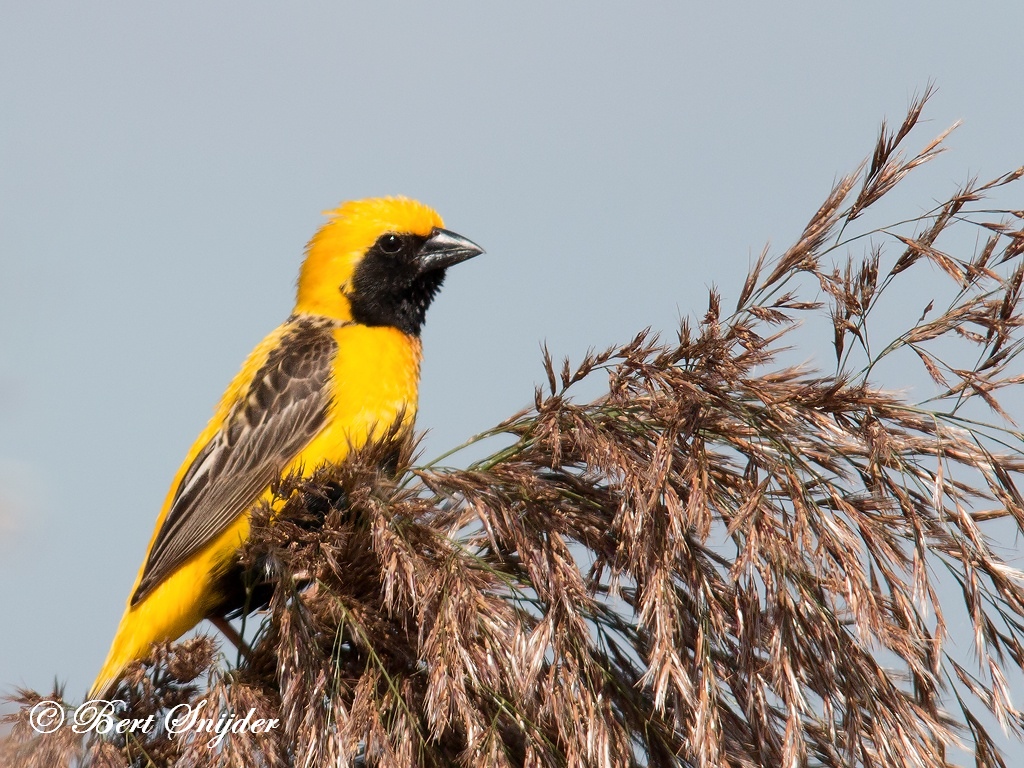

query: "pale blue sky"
(2, 0), (1023, 728)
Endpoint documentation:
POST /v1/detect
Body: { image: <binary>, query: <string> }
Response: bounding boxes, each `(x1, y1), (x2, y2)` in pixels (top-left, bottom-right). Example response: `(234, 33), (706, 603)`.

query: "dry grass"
(6, 89), (1024, 767)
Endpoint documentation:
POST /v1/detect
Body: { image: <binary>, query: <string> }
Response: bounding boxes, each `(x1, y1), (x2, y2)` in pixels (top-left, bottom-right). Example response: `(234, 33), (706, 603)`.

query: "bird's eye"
(379, 233), (403, 254)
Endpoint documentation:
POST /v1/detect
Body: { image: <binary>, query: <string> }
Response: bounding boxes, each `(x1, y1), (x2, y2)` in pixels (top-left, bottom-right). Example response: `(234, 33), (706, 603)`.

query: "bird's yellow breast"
(286, 321), (423, 473)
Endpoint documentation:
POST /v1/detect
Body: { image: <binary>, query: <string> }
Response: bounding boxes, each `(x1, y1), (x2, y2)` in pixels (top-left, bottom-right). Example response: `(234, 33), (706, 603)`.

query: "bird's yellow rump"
(91, 197), (482, 698)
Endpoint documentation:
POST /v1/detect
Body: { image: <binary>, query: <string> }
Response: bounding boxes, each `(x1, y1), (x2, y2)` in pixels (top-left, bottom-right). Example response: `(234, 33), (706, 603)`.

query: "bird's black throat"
(347, 234), (447, 336)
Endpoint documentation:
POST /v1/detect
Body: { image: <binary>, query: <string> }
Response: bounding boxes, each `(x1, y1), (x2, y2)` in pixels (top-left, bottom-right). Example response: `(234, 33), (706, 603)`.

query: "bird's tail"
(90, 568), (213, 699)
(89, 608), (152, 700)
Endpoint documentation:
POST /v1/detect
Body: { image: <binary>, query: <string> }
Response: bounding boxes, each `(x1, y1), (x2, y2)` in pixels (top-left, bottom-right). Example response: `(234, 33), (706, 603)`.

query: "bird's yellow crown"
(296, 196), (444, 320)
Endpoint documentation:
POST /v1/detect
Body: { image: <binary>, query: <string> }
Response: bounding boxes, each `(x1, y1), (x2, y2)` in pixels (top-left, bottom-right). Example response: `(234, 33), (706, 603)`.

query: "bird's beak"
(416, 227), (484, 274)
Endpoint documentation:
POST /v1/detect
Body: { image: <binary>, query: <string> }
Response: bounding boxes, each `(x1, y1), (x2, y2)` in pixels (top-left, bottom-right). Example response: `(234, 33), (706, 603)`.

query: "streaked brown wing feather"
(131, 317), (339, 605)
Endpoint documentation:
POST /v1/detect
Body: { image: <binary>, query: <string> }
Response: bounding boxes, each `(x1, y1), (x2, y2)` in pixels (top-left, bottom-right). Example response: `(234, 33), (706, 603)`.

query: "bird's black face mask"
(347, 227), (483, 336)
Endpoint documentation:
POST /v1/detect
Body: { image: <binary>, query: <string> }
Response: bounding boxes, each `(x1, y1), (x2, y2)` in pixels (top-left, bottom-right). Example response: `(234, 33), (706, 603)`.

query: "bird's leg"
(210, 616), (252, 660)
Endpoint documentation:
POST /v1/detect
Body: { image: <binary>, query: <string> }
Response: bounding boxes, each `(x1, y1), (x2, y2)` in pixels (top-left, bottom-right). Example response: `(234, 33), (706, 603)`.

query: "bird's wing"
(131, 318), (339, 605)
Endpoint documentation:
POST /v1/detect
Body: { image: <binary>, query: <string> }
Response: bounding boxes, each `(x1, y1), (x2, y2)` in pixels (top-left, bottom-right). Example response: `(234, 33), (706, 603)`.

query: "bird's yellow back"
(91, 197), (481, 698)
